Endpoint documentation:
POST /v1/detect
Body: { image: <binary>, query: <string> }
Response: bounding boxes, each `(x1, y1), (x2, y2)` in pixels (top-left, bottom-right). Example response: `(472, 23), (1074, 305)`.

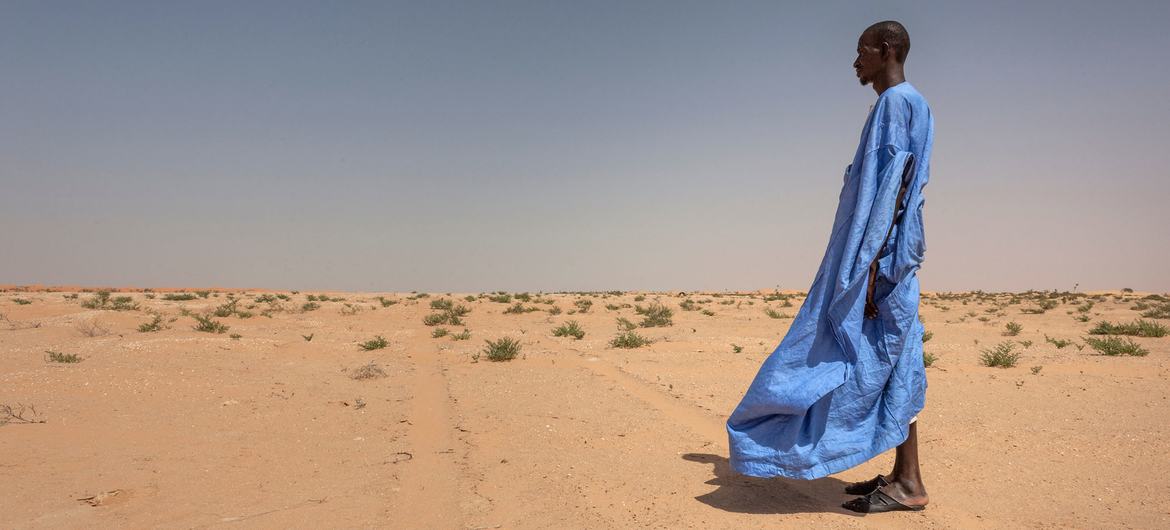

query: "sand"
(1, 287), (1168, 529)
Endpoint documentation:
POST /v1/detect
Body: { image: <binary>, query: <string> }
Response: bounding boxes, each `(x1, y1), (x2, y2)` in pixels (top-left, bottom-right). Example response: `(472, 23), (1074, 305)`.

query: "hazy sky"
(3, 1), (1168, 293)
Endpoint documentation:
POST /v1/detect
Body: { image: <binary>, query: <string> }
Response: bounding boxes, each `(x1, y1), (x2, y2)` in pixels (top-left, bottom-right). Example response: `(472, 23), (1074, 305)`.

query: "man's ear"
(880, 41), (891, 61)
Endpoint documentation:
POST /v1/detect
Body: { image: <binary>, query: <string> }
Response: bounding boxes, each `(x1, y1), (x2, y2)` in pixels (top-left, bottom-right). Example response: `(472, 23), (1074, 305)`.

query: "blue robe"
(727, 81), (934, 479)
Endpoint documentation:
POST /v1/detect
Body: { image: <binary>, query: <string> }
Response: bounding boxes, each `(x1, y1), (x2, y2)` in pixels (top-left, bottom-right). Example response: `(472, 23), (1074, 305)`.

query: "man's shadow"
(683, 453), (858, 515)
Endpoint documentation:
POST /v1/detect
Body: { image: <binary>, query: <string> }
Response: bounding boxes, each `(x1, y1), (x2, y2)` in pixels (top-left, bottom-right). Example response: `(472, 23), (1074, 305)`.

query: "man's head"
(854, 21), (910, 86)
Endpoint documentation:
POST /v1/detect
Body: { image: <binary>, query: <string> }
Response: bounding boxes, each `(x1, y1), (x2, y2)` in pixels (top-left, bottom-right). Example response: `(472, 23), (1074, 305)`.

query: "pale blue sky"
(3, 1), (1168, 292)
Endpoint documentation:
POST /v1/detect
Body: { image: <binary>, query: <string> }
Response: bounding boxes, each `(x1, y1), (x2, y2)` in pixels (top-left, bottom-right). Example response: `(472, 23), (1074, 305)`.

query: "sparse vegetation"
(980, 341), (1021, 368)
(480, 337), (521, 362)
(731, 344), (743, 353)
(162, 293), (198, 301)
(552, 320), (585, 340)
(301, 302), (321, 312)
(609, 331), (652, 349)
(1084, 336), (1148, 357)
(616, 317), (637, 331)
(12, 298), (31, 305)
(635, 303), (673, 327)
(451, 329), (472, 340)
(923, 352), (937, 367)
(193, 314), (229, 334)
(432, 327), (449, 338)
(138, 314), (165, 332)
(45, 350), (82, 363)
(1045, 335), (1072, 348)
(765, 308), (792, 319)
(76, 319), (110, 337)
(302, 333), (314, 342)
(359, 335), (389, 351)
(1, 403), (46, 425)
(1004, 322), (1023, 336)
(1088, 319), (1168, 338)
(349, 361), (387, 380)
(574, 299), (593, 313)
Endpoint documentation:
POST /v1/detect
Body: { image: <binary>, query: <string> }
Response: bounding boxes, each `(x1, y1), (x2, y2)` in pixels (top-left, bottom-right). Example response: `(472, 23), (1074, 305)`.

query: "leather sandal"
(843, 474), (889, 495)
(842, 488), (926, 513)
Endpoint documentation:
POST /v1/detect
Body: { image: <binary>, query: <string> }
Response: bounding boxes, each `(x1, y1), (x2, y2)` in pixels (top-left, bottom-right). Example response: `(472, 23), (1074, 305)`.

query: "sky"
(3, 1), (1168, 293)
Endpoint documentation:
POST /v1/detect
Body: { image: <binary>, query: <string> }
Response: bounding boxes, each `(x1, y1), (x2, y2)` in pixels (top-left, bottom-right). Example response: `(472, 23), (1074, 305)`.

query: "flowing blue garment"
(727, 82), (934, 479)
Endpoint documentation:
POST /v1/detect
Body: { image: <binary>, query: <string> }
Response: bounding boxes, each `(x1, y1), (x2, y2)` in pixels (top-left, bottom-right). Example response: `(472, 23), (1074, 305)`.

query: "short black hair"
(864, 20), (910, 63)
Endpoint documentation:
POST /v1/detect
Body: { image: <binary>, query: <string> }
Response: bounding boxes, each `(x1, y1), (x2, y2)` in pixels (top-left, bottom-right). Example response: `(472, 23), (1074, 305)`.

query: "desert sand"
(1, 286), (1168, 529)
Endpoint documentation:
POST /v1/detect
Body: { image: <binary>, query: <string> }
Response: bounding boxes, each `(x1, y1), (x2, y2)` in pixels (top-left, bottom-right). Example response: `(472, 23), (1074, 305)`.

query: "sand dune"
(2, 288), (1167, 529)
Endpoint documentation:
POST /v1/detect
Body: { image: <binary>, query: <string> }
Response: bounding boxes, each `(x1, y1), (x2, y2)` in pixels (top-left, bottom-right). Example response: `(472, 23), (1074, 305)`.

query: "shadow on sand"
(683, 453), (860, 516)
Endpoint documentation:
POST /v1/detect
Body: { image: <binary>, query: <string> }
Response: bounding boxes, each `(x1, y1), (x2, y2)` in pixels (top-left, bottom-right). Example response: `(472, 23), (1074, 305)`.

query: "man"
(725, 21), (933, 514)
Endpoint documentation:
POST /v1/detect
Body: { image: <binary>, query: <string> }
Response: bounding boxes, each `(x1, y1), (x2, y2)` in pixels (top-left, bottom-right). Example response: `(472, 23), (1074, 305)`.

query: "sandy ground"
(1, 287), (1168, 529)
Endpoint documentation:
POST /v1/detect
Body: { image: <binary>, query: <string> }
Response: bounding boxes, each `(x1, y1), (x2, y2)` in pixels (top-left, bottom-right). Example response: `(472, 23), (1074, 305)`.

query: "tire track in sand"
(559, 352), (727, 446)
(392, 349), (462, 527)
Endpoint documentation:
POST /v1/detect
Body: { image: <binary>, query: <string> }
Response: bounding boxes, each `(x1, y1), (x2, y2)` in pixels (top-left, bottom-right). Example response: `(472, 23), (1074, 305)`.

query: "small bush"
(301, 302), (321, 312)
(430, 298), (455, 311)
(163, 293), (198, 301)
(1084, 336), (1148, 356)
(616, 317), (637, 331)
(574, 299), (593, 313)
(138, 314), (165, 332)
(731, 344), (743, 353)
(552, 320), (585, 340)
(765, 308), (792, 319)
(350, 361), (387, 380)
(432, 328), (449, 338)
(636, 303), (673, 327)
(980, 341), (1020, 368)
(547, 306), (562, 315)
(76, 319), (110, 337)
(359, 335), (389, 351)
(481, 337), (521, 361)
(923, 352), (937, 367)
(45, 350), (82, 363)
(193, 314), (229, 334)
(609, 331), (652, 349)
(12, 298), (32, 305)
(451, 329), (472, 340)
(230, 333), (242, 340)
(1088, 319), (1167, 338)
(1003, 322), (1022, 336)
(1045, 335), (1072, 348)
(922, 330), (933, 342)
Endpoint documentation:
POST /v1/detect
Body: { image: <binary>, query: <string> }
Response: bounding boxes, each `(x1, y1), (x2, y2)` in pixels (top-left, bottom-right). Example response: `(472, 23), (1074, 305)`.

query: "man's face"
(853, 32), (883, 86)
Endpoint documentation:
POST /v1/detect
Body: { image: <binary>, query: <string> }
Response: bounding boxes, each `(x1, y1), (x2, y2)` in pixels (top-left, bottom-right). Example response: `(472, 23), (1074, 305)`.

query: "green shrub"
(979, 341), (1020, 368)
(635, 303), (673, 327)
(359, 335), (389, 351)
(923, 352), (937, 367)
(193, 314), (229, 334)
(451, 329), (472, 340)
(163, 293), (198, 301)
(552, 320), (585, 340)
(1003, 322), (1022, 336)
(481, 337), (521, 361)
(609, 331), (652, 349)
(45, 350), (82, 363)
(1088, 319), (1167, 337)
(138, 314), (165, 332)
(1045, 335), (1072, 348)
(1083, 336), (1148, 356)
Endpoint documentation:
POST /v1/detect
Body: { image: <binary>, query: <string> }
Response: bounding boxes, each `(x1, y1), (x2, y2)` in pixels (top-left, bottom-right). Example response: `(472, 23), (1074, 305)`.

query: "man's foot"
(842, 481), (929, 514)
(843, 474), (890, 495)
